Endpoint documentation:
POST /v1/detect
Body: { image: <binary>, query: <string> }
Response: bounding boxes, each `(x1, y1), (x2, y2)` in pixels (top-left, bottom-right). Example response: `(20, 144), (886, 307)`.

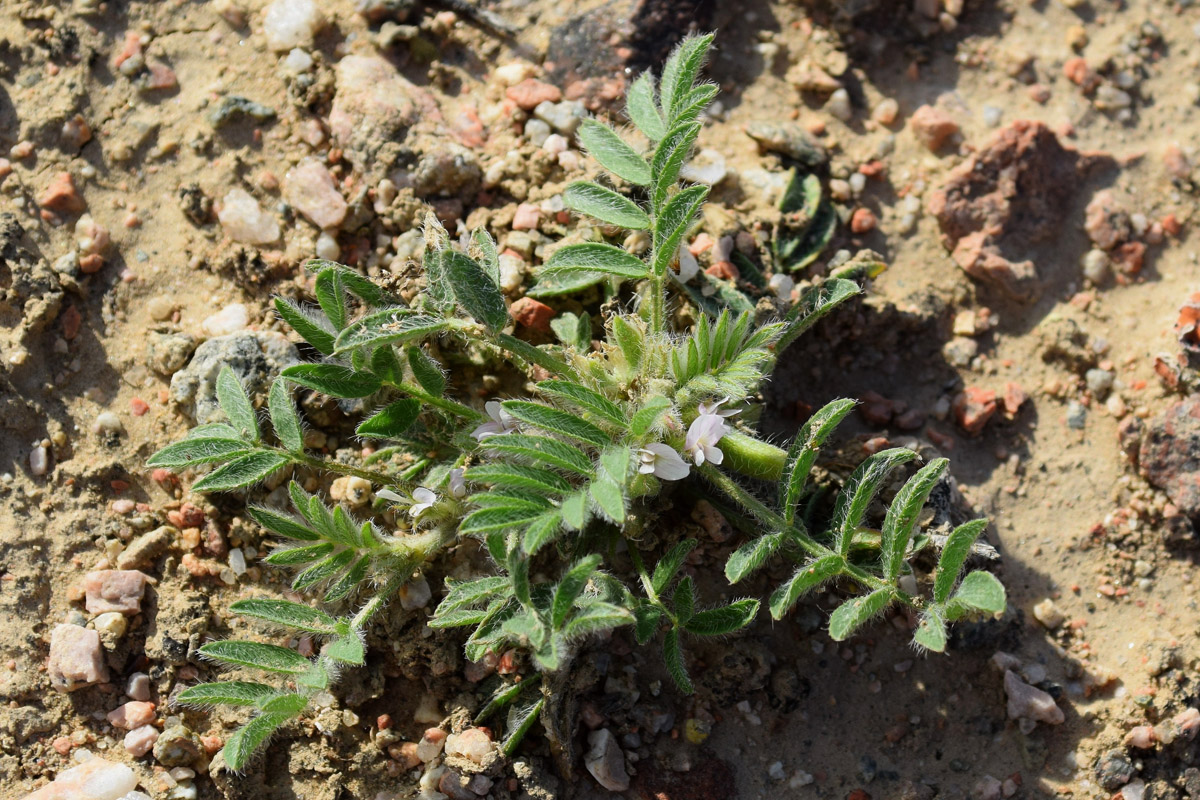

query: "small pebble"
(826, 88), (852, 122)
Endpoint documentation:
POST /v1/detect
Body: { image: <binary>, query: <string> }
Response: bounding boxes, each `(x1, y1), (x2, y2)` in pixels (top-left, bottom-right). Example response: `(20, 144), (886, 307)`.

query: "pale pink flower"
(685, 413), (728, 466)
(637, 443), (691, 481)
(471, 401), (517, 441)
(448, 468), (467, 499)
(408, 487), (437, 518)
(698, 398), (738, 418)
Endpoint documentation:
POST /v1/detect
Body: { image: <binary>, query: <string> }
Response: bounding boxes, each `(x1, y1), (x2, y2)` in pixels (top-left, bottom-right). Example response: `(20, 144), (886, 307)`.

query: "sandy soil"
(2, 0), (1199, 798)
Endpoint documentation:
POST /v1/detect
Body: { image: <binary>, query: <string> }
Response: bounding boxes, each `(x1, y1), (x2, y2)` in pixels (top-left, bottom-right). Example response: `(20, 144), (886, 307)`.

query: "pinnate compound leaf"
(542, 243), (649, 280)
(626, 71), (666, 141)
(660, 33), (714, 120)
(470, 227), (501, 286)
(356, 399), (420, 439)
(950, 570), (1005, 615)
(268, 379), (304, 452)
(216, 365), (259, 442)
(274, 297), (335, 355)
(536, 380), (626, 428)
(481, 434), (595, 476)
(662, 628), (693, 693)
(725, 531), (788, 584)
(322, 554), (371, 603)
(633, 604), (663, 644)
(684, 598), (759, 637)
(831, 448), (919, 555)
(444, 251), (508, 332)
(199, 640), (311, 675)
(881, 458), (948, 580)
(193, 451), (290, 492)
(147, 438), (253, 468)
(439, 576), (511, 614)
(230, 599), (338, 634)
(781, 398), (856, 524)
(768, 554), (844, 620)
(650, 122), (702, 210)
(176, 681), (278, 708)
(223, 711), (294, 770)
(828, 588), (894, 642)
(577, 119), (652, 185)
(282, 364), (382, 399)
(563, 181), (650, 230)
(934, 518), (990, 603)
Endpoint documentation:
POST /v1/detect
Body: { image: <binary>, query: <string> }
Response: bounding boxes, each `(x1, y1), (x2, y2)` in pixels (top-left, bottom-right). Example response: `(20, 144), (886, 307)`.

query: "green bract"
(152, 34), (1004, 772)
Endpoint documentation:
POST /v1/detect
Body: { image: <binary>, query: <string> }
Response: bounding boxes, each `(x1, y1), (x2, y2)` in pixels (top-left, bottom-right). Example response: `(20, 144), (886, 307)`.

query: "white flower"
(409, 487), (437, 518)
(685, 413), (728, 466)
(698, 398), (738, 418)
(676, 243), (700, 282)
(638, 443), (691, 481)
(376, 488), (406, 505)
(471, 401), (517, 441)
(448, 468), (467, 499)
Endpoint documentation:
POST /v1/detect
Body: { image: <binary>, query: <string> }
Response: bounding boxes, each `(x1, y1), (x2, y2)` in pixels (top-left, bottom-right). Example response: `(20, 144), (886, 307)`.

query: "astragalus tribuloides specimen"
(150, 33), (1004, 771)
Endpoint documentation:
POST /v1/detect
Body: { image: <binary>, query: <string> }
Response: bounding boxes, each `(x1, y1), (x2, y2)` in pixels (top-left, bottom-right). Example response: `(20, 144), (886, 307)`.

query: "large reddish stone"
(1140, 395), (1200, 520)
(952, 386), (997, 436)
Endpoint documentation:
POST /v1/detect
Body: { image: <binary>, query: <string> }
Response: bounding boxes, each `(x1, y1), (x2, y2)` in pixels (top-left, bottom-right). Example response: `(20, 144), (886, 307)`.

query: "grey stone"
(169, 331), (299, 424)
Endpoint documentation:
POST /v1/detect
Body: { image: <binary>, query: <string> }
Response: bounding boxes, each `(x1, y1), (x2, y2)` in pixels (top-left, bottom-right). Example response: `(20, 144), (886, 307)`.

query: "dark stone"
(177, 183), (212, 225)
(1140, 396), (1200, 521)
(1094, 748), (1136, 791)
(545, 0), (715, 109)
(767, 666), (809, 714)
(633, 750), (735, 800)
(208, 96), (277, 128)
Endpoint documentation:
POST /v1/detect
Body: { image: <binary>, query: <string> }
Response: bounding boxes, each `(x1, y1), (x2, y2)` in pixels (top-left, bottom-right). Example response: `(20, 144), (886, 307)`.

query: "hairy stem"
(394, 379), (485, 421)
(350, 568), (411, 630)
(628, 546), (679, 627)
(294, 453), (400, 487)
(717, 431), (787, 481)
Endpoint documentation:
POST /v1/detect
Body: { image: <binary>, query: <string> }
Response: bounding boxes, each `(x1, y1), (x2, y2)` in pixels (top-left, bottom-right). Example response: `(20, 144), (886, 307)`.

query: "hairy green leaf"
(264, 542), (335, 566)
(323, 554), (371, 603)
(563, 181), (650, 230)
(274, 297), (335, 355)
(651, 184), (708, 276)
(633, 604), (663, 644)
(881, 458), (947, 580)
(831, 448), (919, 555)
(673, 575), (695, 623)
(176, 681), (278, 708)
(199, 640), (311, 675)
(466, 463), (572, 495)
(325, 633), (365, 665)
(260, 692), (310, 715)
(560, 490), (588, 530)
(660, 34), (714, 120)
(828, 588), (894, 642)
(193, 451), (289, 492)
(778, 278), (860, 352)
(913, 608), (948, 653)
(626, 71), (666, 141)
(577, 119), (652, 185)
(333, 310), (450, 354)
(651, 539), (696, 595)
(662, 628), (692, 693)
(684, 598), (758, 636)
(526, 269), (607, 298)
(502, 694), (545, 757)
(461, 506), (549, 534)
(542, 242), (649, 280)
(629, 397), (671, 438)
(282, 364), (382, 399)
(481, 434), (595, 476)
(934, 519), (990, 603)
(306, 260), (387, 306)
(768, 554), (844, 620)
(216, 365), (259, 442)
(444, 251), (508, 332)
(563, 601), (633, 638)
(356, 399), (421, 439)
(522, 512), (564, 555)
(147, 438), (253, 468)
(470, 227), (501, 287)
(536, 380), (626, 428)
(725, 531), (788, 584)
(292, 549), (356, 591)
(612, 315), (644, 372)
(407, 346), (447, 396)
(550, 311), (592, 352)
(650, 122), (702, 211)
(552, 554), (601, 628)
(439, 576), (511, 614)
(501, 401), (609, 447)
(268, 379), (304, 452)
(314, 269), (348, 330)
(951, 570), (1005, 615)
(223, 711), (293, 770)
(231, 599), (338, 634)
(781, 398), (856, 525)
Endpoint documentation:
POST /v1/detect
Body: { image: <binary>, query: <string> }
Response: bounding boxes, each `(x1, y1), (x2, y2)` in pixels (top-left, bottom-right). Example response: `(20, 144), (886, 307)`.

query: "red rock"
(1124, 725), (1156, 749)
(112, 31), (142, 69)
(83, 570), (148, 615)
(1164, 144), (1191, 181)
(894, 408), (926, 430)
(60, 305), (82, 340)
(168, 502), (205, 528)
(1063, 57), (1101, 92)
(909, 105), (959, 152)
(1111, 241), (1145, 275)
(1083, 189), (1131, 250)
(705, 260), (739, 281)
(1002, 382), (1028, 418)
(130, 397), (149, 416)
(1027, 84), (1051, 104)
(390, 742), (421, 770)
(953, 387), (997, 435)
(858, 391), (894, 426)
(510, 297), (554, 332)
(928, 120), (1113, 301)
(453, 107), (485, 148)
(850, 207), (877, 233)
(145, 61), (177, 90)
(48, 624), (108, 691)
(1139, 396), (1200, 520)
(512, 203), (542, 231)
(505, 79), (562, 111)
(1163, 213), (1182, 237)
(79, 254), (104, 273)
(37, 172), (85, 214)
(107, 700), (156, 730)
